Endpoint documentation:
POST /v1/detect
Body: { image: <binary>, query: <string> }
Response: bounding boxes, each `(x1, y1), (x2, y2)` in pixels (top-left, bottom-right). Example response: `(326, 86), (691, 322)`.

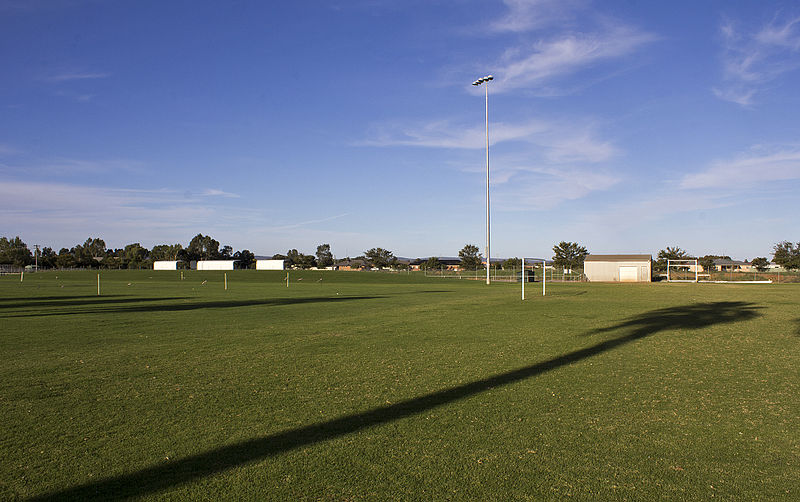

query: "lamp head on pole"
(472, 75), (494, 86)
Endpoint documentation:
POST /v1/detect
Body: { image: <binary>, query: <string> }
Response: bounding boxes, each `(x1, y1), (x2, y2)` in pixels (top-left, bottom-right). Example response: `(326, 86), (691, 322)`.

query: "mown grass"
(1, 270), (798, 500)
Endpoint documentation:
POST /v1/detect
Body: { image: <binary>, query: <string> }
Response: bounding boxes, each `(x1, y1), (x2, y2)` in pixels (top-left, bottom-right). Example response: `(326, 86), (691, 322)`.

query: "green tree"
(233, 249), (255, 269)
(391, 259), (408, 271)
(122, 243), (149, 269)
(72, 237), (106, 268)
(150, 244), (183, 261)
(286, 249), (300, 267)
(102, 249), (123, 269)
(364, 248), (394, 269)
(298, 254), (316, 269)
(186, 234), (220, 260)
(750, 257), (770, 272)
(503, 257), (522, 270)
(0, 236), (33, 267)
(316, 244), (334, 268)
(458, 244), (483, 270)
(56, 248), (76, 269)
(40, 247), (57, 269)
(654, 246), (691, 272)
(552, 241), (588, 271)
(286, 249), (316, 269)
(772, 241), (800, 271)
(423, 256), (442, 270)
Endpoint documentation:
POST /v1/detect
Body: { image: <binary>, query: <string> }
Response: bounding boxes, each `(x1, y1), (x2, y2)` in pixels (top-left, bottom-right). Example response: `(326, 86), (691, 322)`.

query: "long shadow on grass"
(0, 295), (125, 302)
(3, 296), (382, 318)
(29, 301), (761, 501)
(583, 301), (761, 337)
(0, 296), (185, 310)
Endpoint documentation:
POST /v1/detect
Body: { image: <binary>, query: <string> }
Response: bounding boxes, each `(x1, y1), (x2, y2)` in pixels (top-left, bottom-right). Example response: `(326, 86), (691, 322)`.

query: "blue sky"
(2, 0), (799, 261)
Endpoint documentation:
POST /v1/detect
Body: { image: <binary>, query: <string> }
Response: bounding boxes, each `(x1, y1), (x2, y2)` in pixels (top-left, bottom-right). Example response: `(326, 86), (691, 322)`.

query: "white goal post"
(667, 259), (699, 282)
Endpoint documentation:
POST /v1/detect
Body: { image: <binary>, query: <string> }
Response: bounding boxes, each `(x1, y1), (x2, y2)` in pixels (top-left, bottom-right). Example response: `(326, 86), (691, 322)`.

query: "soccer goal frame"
(667, 259), (698, 282)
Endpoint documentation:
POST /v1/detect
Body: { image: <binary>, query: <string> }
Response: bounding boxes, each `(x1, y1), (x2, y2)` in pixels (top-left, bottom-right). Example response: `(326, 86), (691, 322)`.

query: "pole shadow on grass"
(2, 296), (384, 318)
(28, 301), (761, 501)
(0, 295), (126, 303)
(0, 296), (184, 310)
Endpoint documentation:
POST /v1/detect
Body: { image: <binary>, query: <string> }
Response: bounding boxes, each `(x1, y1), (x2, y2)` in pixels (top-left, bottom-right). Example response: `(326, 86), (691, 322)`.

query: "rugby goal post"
(521, 258), (545, 299)
(667, 259), (698, 282)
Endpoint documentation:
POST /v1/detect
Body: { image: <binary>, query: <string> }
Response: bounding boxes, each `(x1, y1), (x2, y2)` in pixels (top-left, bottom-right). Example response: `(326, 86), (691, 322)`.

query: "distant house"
(410, 257), (462, 271)
(712, 259), (752, 272)
(584, 255), (652, 282)
(334, 259), (366, 271)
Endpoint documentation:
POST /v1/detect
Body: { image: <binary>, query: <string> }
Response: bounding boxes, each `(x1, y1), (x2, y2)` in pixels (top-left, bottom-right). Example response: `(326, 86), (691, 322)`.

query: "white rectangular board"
(256, 259), (284, 270)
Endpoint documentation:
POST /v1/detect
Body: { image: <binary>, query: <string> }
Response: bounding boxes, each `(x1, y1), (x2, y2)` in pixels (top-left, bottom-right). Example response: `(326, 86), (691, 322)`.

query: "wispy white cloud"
(489, 0), (587, 34)
(492, 163), (619, 210)
(486, 24), (656, 94)
(45, 71), (111, 82)
(714, 14), (800, 106)
(575, 146), (800, 232)
(197, 188), (240, 198)
(680, 148), (800, 189)
(542, 131), (616, 164)
(0, 180), (254, 248)
(361, 119), (546, 149)
(0, 143), (20, 155)
(711, 86), (756, 107)
(755, 15), (800, 50)
(51, 89), (98, 102)
(0, 178), (359, 253)
(0, 181), (238, 215)
(361, 117), (616, 164)
(0, 157), (147, 176)
(472, 1), (656, 95)
(271, 213), (351, 231)
(1, 180), (207, 228)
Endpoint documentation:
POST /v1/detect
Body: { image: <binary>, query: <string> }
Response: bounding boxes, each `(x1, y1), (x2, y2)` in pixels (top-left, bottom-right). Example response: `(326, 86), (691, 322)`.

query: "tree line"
(0, 234), (254, 270)
(0, 235), (394, 271)
(2, 234), (798, 272)
(548, 241), (800, 273)
(652, 244), (800, 272)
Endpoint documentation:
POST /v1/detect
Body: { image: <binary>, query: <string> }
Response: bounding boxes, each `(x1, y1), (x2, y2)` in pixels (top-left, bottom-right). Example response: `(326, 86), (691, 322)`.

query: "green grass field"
(1, 270), (798, 500)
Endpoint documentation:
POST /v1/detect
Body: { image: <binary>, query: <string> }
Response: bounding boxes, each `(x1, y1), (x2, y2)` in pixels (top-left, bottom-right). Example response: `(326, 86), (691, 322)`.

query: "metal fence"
(0, 264), (24, 275)
(699, 270), (799, 283)
(422, 267), (586, 282)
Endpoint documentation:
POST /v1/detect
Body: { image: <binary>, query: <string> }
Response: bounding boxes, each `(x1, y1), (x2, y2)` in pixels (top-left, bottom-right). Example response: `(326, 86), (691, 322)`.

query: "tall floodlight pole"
(472, 74), (493, 284)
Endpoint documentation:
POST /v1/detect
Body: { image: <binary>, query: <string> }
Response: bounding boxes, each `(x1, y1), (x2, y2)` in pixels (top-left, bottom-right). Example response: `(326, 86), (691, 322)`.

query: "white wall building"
(153, 260), (179, 270)
(256, 259), (285, 270)
(584, 255), (652, 282)
(195, 260), (236, 271)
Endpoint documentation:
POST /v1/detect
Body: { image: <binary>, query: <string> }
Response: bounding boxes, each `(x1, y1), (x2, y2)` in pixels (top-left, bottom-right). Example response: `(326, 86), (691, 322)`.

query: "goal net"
(667, 259), (698, 282)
